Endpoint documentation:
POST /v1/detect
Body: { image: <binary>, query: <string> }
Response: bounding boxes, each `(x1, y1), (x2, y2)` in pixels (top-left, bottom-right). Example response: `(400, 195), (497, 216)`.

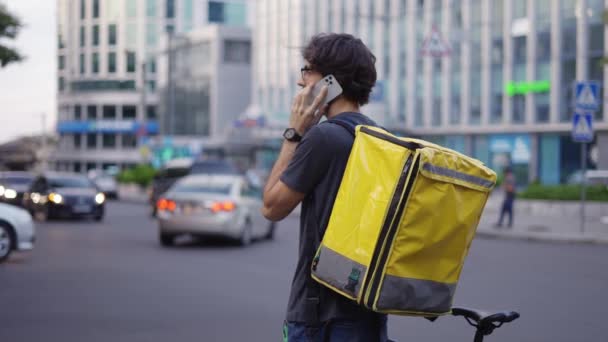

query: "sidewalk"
(117, 184), (608, 245)
(476, 194), (608, 245)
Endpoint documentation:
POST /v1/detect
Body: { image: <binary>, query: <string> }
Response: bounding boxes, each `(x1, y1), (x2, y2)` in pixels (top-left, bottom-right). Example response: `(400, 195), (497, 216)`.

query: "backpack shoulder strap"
(326, 117), (357, 137)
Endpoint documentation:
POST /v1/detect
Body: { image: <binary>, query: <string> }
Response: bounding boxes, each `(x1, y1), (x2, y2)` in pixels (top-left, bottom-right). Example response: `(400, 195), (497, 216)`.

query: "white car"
(157, 174), (275, 247)
(0, 203), (35, 263)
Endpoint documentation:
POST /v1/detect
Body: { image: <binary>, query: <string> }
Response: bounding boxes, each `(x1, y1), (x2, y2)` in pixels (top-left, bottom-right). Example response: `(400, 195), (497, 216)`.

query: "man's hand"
(289, 84), (329, 135)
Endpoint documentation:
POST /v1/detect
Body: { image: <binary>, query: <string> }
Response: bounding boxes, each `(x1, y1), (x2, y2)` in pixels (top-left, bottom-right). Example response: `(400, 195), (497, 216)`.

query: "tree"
(0, 3), (23, 67)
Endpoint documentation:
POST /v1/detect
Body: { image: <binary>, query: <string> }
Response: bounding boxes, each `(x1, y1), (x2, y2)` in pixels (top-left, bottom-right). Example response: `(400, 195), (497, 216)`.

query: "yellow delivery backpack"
(311, 121), (496, 317)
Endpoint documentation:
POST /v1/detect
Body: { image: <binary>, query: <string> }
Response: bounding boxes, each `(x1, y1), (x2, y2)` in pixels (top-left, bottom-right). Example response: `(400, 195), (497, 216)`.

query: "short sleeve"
(280, 126), (331, 195)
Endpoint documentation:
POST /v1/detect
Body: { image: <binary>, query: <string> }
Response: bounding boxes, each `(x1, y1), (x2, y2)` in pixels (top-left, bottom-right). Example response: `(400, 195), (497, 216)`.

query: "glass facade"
(92, 25), (99, 46)
(108, 52), (116, 73)
(109, 24), (117, 45)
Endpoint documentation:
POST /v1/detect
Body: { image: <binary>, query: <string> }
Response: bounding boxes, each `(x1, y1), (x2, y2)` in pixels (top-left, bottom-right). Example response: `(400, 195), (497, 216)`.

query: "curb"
(476, 228), (608, 245)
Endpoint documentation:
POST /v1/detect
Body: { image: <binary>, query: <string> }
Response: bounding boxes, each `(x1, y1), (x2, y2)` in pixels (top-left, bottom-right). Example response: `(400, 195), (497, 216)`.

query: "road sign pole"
(580, 142), (587, 234)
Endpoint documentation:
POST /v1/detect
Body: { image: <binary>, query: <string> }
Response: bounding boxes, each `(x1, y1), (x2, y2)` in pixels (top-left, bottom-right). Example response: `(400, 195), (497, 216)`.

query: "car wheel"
(159, 232), (175, 247)
(238, 220), (253, 247)
(264, 222), (276, 240)
(0, 223), (14, 263)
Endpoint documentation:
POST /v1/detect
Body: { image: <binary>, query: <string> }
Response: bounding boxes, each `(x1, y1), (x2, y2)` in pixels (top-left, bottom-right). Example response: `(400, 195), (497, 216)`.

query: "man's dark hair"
(302, 33), (377, 106)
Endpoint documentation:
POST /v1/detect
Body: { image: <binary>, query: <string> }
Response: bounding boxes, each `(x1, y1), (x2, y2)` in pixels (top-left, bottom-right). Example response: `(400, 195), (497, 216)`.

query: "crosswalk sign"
(572, 111), (594, 143)
(573, 81), (600, 111)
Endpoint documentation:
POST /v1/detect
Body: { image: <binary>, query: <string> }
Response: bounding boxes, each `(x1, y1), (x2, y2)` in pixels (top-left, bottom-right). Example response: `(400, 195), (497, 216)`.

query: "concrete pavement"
(477, 193), (608, 245)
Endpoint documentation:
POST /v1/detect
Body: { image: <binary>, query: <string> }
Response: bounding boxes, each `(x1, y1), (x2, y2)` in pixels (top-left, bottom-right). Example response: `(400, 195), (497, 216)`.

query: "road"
(1, 201), (607, 342)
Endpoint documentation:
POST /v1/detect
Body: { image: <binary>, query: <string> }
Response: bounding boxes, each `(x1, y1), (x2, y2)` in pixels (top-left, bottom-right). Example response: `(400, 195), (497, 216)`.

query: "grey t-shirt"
(280, 112), (384, 323)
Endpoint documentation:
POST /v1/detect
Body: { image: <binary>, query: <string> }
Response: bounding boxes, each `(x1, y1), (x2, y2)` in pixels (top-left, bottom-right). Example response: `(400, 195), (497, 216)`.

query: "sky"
(0, 0), (56, 144)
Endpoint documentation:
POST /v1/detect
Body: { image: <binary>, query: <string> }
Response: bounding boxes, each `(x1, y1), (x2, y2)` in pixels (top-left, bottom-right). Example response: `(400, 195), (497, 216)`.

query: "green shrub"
(518, 184), (608, 202)
(116, 164), (156, 187)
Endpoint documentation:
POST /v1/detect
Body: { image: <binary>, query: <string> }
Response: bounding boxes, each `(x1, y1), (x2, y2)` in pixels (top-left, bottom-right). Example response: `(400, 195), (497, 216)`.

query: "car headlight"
(95, 193), (105, 204)
(48, 193), (63, 204)
(4, 189), (17, 199)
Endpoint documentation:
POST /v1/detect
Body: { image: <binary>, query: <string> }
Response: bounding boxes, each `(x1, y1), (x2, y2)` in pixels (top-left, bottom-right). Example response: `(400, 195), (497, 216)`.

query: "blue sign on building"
(57, 120), (159, 134)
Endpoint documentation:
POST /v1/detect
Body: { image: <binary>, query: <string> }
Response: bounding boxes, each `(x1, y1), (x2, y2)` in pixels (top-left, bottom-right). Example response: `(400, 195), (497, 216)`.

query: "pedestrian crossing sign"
(572, 111), (594, 143)
(573, 81), (600, 111)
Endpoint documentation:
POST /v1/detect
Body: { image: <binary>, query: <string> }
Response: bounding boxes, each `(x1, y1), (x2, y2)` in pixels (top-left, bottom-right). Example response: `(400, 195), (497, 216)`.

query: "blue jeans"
(283, 316), (389, 342)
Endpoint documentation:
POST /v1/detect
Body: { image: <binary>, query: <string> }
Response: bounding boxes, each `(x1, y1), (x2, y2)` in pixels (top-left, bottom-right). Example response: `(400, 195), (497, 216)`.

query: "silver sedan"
(0, 203), (35, 263)
(157, 174), (275, 247)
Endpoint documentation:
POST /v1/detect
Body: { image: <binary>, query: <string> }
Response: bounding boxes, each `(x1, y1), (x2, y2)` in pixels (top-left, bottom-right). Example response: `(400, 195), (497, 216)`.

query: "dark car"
(149, 158), (241, 217)
(0, 171), (35, 208)
(23, 172), (106, 221)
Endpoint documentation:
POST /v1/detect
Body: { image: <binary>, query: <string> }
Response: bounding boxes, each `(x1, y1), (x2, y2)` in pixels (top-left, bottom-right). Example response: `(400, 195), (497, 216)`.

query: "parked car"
(23, 172), (106, 221)
(157, 174), (275, 247)
(149, 158), (241, 217)
(0, 171), (35, 208)
(0, 202), (35, 263)
(89, 172), (119, 199)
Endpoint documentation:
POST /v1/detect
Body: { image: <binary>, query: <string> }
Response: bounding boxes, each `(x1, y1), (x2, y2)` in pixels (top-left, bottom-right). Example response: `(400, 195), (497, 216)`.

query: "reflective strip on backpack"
(312, 245), (368, 300)
(422, 163), (495, 189)
(375, 274), (456, 313)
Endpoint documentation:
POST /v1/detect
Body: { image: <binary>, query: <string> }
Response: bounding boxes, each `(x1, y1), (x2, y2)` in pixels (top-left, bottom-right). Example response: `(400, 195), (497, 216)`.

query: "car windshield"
(49, 177), (93, 188)
(190, 160), (240, 175)
(0, 176), (33, 185)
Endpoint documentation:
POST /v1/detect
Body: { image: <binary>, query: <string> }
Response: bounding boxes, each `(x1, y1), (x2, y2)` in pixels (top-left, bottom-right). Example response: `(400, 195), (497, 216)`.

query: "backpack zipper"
(359, 153), (416, 306)
(364, 155), (420, 308)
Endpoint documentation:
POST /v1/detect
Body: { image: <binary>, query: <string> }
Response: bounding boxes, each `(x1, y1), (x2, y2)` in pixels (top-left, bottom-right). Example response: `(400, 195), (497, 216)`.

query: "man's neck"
(325, 97), (359, 119)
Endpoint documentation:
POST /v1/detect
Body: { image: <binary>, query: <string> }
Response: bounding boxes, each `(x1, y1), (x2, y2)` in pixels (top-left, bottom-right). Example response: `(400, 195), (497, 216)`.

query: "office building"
(253, 0), (608, 184)
(53, 0), (249, 173)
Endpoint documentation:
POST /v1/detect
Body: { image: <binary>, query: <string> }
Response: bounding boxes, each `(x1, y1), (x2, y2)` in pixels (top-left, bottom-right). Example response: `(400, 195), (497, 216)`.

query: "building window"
(147, 80), (156, 92)
(74, 105), (82, 120)
(127, 52), (136, 72)
(87, 133), (97, 149)
(80, 26), (85, 47)
(208, 1), (224, 22)
(122, 134), (137, 148)
(108, 52), (116, 73)
(146, 105), (157, 119)
(127, 0), (137, 18)
(146, 0), (156, 17)
(74, 134), (82, 148)
(165, 24), (174, 34)
(87, 105), (97, 119)
(123, 105), (137, 119)
(146, 23), (158, 46)
(93, 0), (100, 18)
(79, 54), (85, 74)
(74, 163), (82, 173)
(58, 55), (65, 70)
(59, 77), (65, 92)
(166, 0), (175, 18)
(224, 40), (250, 63)
(148, 59), (156, 73)
(92, 53), (99, 73)
(80, 0), (86, 19)
(92, 25), (99, 46)
(102, 134), (116, 148)
(103, 105), (116, 119)
(512, 95), (525, 123)
(109, 24), (117, 45)
(513, 36), (526, 63)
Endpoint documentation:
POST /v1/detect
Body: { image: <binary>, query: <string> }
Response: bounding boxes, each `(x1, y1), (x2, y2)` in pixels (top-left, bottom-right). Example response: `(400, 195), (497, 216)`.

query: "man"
(261, 33), (389, 341)
(495, 167), (516, 228)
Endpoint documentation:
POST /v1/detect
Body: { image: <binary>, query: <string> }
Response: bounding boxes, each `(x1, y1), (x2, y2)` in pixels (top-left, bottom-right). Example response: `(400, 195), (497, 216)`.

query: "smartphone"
(311, 74), (343, 106)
